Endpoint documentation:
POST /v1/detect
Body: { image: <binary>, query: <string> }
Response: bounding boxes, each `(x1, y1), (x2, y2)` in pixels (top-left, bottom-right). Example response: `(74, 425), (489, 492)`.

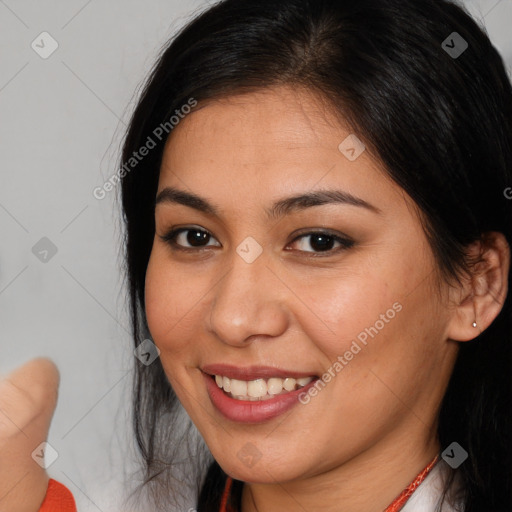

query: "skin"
(0, 86), (507, 512)
(144, 85), (510, 511)
(0, 358), (58, 512)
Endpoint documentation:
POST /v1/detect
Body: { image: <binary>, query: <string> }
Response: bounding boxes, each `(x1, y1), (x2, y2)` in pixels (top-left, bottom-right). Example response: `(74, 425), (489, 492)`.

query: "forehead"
(166, 86), (348, 156)
(158, 85), (403, 212)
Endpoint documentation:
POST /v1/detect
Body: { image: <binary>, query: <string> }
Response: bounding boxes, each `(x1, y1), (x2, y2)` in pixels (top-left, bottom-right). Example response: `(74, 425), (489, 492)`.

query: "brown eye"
(289, 231), (354, 254)
(160, 228), (221, 249)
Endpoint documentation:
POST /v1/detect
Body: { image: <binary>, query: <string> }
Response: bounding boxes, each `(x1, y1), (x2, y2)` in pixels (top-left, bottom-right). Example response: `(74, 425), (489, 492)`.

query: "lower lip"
(203, 372), (318, 423)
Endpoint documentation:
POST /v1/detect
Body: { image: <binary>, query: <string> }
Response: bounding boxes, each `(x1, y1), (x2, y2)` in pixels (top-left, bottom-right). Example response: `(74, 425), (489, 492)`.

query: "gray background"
(0, 1), (510, 510)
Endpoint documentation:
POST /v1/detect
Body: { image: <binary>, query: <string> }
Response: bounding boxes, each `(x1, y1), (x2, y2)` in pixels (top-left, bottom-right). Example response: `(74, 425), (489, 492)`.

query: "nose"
(207, 253), (289, 347)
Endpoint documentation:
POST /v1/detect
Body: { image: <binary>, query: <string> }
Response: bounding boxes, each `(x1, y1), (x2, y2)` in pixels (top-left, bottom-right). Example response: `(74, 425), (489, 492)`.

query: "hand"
(0, 358), (60, 512)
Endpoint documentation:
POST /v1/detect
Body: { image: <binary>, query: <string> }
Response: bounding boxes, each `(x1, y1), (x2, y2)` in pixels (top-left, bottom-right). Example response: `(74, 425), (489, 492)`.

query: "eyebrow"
(155, 186), (381, 219)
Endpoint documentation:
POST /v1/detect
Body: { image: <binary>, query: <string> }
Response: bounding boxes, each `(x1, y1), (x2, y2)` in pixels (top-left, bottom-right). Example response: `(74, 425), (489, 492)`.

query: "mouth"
(210, 374), (315, 401)
(201, 364), (319, 423)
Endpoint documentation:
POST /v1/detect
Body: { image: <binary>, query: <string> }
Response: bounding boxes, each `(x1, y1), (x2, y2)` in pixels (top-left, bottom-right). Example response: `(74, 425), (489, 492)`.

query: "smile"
(201, 365), (319, 423)
(214, 375), (314, 401)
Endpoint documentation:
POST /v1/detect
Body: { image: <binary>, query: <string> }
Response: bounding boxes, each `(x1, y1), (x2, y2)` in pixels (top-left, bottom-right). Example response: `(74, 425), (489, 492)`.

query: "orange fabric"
(219, 455), (440, 512)
(39, 478), (77, 512)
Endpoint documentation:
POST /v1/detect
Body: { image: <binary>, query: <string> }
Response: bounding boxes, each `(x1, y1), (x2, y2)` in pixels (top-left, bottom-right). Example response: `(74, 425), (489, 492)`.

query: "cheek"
(293, 246), (434, 401)
(144, 250), (173, 343)
(294, 265), (400, 361)
(144, 247), (202, 355)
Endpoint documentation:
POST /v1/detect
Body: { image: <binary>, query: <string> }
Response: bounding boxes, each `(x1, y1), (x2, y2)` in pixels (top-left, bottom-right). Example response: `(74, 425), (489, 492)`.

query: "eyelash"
(159, 227), (354, 256)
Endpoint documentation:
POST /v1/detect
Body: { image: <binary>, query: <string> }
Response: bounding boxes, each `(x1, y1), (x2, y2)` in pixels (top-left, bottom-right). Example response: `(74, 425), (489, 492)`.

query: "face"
(144, 86), (459, 484)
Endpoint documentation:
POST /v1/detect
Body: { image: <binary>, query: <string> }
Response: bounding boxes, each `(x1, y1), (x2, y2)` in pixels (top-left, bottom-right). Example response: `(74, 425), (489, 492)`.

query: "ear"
(446, 231), (510, 342)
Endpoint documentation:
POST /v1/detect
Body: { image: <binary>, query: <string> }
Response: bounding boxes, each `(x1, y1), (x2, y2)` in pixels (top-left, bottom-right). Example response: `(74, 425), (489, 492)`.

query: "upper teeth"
(214, 375), (314, 401)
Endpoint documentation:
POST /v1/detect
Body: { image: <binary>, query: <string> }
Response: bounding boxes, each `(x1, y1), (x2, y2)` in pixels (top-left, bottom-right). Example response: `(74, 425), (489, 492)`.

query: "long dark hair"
(119, 0), (512, 510)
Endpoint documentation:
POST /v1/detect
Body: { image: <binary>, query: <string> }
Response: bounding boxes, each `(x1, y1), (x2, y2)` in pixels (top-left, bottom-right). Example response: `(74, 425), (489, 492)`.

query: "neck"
(241, 424), (440, 512)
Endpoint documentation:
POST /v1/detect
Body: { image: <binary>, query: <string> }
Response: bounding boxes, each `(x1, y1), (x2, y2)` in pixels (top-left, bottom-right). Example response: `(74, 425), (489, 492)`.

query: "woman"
(1, 0), (511, 511)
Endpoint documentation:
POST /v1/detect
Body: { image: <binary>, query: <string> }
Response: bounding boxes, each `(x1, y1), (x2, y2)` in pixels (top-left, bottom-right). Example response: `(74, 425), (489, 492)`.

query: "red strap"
(219, 455), (439, 512)
(385, 454), (439, 512)
(220, 475), (234, 512)
(39, 478), (77, 512)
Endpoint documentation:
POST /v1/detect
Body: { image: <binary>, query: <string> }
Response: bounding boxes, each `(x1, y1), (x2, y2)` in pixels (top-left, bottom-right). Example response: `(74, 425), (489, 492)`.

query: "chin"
(215, 454), (310, 484)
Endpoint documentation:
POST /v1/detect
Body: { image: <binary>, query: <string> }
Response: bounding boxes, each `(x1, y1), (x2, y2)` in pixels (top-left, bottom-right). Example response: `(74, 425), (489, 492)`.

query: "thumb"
(0, 360), (62, 511)
(0, 358), (60, 444)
